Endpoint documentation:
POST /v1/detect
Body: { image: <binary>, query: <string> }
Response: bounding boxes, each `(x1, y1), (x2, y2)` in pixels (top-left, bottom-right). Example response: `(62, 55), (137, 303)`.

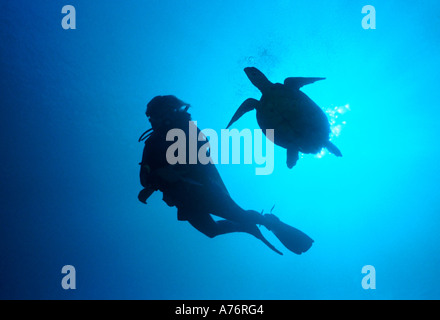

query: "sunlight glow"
(326, 104), (350, 138)
(314, 104), (349, 158)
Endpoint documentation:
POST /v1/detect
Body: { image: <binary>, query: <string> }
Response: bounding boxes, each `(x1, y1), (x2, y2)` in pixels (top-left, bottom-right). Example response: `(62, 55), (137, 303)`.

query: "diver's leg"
(209, 195), (266, 226)
(188, 213), (283, 255)
(201, 186), (312, 255)
(206, 200), (283, 254)
(187, 213), (247, 238)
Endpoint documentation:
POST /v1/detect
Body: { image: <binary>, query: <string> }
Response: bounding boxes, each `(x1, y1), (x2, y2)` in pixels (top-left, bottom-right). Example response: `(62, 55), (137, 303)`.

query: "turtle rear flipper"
(325, 141), (342, 157)
(226, 98), (259, 128)
(284, 77), (325, 90)
(286, 148), (299, 168)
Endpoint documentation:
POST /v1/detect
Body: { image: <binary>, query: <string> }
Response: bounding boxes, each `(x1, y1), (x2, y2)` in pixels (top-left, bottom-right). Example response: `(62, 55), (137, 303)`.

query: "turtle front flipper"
(283, 77), (325, 90)
(286, 147), (299, 168)
(226, 98), (259, 128)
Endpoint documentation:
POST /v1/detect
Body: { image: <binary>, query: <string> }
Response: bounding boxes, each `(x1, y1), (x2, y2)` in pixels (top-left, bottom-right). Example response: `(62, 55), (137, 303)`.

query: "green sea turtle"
(227, 67), (342, 168)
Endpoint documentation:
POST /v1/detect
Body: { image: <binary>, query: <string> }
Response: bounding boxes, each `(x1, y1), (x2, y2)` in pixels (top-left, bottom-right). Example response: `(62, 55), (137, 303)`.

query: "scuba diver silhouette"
(138, 95), (313, 255)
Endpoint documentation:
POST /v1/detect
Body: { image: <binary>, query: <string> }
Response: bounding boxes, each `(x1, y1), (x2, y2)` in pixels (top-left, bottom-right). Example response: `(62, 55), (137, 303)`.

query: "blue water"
(1, 0), (440, 299)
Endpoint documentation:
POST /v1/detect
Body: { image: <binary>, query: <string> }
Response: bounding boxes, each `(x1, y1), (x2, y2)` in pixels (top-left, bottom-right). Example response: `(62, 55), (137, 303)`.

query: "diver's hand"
(138, 187), (155, 204)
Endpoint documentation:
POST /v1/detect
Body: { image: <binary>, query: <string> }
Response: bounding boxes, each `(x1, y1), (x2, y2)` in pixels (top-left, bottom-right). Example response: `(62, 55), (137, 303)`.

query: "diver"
(138, 95), (314, 255)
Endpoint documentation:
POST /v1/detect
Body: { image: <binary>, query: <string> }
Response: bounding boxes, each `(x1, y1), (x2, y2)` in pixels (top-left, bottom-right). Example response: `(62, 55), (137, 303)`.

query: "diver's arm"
(140, 162), (156, 189)
(138, 162), (157, 204)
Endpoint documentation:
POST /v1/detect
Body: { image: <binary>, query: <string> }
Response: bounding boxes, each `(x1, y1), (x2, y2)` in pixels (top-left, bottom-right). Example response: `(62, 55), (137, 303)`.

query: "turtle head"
(244, 67), (272, 93)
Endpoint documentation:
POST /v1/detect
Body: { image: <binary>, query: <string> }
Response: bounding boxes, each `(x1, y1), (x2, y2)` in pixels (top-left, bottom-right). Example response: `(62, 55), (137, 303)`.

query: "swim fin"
(263, 214), (314, 254)
(246, 224), (283, 255)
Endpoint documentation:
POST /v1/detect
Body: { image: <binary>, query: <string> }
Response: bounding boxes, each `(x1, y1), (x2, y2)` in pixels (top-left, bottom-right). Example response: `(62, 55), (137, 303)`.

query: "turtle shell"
(256, 83), (330, 154)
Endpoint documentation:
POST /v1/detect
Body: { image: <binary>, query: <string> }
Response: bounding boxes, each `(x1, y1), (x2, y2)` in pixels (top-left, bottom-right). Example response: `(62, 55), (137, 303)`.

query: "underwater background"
(1, 0), (440, 299)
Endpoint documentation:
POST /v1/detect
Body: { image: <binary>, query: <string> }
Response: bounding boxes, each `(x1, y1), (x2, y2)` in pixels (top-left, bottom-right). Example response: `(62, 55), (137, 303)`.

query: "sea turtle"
(227, 67), (342, 168)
